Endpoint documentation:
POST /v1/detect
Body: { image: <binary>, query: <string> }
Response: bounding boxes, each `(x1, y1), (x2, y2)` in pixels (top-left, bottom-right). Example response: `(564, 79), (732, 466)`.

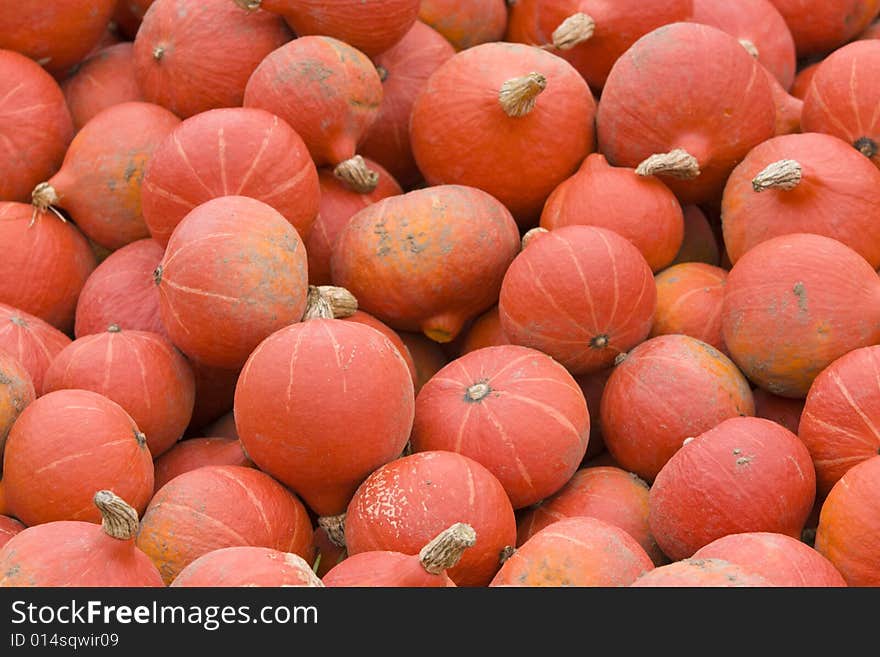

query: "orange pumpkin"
(766, 0), (880, 57)
(418, 0), (507, 50)
(574, 368), (612, 461)
(651, 263), (728, 352)
(186, 361), (240, 433)
(344, 311), (417, 386)
(0, 516), (24, 549)
(396, 332), (450, 395)
(752, 388), (803, 435)
(0, 352), (35, 464)
(790, 62), (819, 100)
(670, 205), (721, 267)
(631, 558), (772, 587)
(153, 437), (253, 493)
(171, 547), (323, 587)
(0, 304), (71, 395)
(458, 306), (509, 356)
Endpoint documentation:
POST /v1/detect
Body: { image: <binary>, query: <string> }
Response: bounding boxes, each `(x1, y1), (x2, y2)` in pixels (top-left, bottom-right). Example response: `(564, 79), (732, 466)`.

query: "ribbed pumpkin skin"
(243, 36), (382, 167)
(418, 0), (507, 50)
(648, 417), (816, 561)
(155, 195), (309, 370)
(540, 154), (684, 272)
(815, 456), (880, 587)
(411, 345), (590, 509)
(397, 332), (449, 395)
(790, 62), (819, 100)
(693, 532), (846, 586)
(801, 41), (880, 170)
(136, 465), (313, 585)
(344, 451), (516, 587)
(752, 388), (803, 435)
(0, 204), (96, 333)
(491, 516), (654, 587)
(721, 233), (880, 399)
(0, 353), (35, 462)
(722, 133), (880, 267)
(142, 108), (319, 248)
(597, 22), (776, 205)
(670, 205), (721, 267)
(631, 557), (773, 586)
(171, 547), (322, 587)
(323, 551), (455, 587)
(133, 0), (292, 119)
(499, 226), (657, 376)
(410, 42), (595, 226)
(331, 185), (521, 343)
(799, 346), (880, 497)
(651, 263), (728, 352)
(0, 516), (24, 549)
(153, 437), (252, 493)
(344, 311), (417, 386)
(767, 0), (880, 57)
(0, 50), (73, 203)
(0, 0), (117, 77)
(235, 320), (414, 516)
(2, 389), (154, 526)
(0, 305), (71, 396)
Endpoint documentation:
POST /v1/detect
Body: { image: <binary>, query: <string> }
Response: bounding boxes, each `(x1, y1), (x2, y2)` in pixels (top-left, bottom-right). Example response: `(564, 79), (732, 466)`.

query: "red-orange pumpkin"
(790, 62), (819, 100)
(153, 437), (253, 493)
(597, 22), (776, 206)
(0, 352), (34, 463)
(766, 70), (803, 136)
(0, 490), (164, 586)
(721, 233), (880, 398)
(170, 546), (323, 587)
(859, 18), (880, 38)
(574, 368), (612, 461)
(114, 0), (154, 39)
(198, 411), (238, 440)
(310, 525), (347, 578)
(0, 50), (73, 202)
(136, 464), (313, 584)
(2, 389), (154, 526)
(142, 107), (319, 248)
(344, 451), (517, 586)
(344, 311), (417, 386)
(0, 203), (95, 333)
(155, 195), (309, 369)
(458, 306), (509, 356)
(491, 516), (654, 587)
(801, 41), (880, 169)
(499, 226), (656, 376)
(418, 0), (507, 50)
(767, 0), (880, 56)
(31, 101), (181, 251)
(332, 185), (521, 343)
(815, 455), (880, 587)
(410, 42), (595, 226)
(0, 304), (71, 395)
(186, 361), (240, 433)
(133, 0), (292, 119)
(0, 516), (24, 549)
(649, 416), (816, 560)
(631, 557), (772, 587)
(396, 332), (450, 395)
(651, 263), (728, 352)
(752, 388), (803, 435)
(670, 205), (721, 267)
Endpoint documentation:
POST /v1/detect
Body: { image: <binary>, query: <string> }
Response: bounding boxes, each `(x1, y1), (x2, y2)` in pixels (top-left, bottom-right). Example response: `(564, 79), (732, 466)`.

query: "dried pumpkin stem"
(499, 72), (547, 118)
(499, 545), (516, 564)
(94, 490), (140, 541)
(419, 523), (477, 574)
(29, 182), (66, 226)
(552, 13), (596, 50)
(233, 0), (262, 10)
(318, 513), (347, 549)
(854, 136), (878, 159)
(301, 285), (358, 321)
(752, 159), (802, 192)
(635, 149), (701, 180)
(738, 38), (760, 59)
(521, 227), (549, 249)
(333, 155), (379, 194)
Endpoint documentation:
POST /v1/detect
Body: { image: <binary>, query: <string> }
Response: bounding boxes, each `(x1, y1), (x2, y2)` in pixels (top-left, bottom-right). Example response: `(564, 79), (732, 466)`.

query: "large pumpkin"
(0, 352), (35, 465)
(651, 263), (728, 353)
(0, 304), (70, 396)
(344, 311), (417, 386)
(631, 557), (772, 587)
(766, 0), (880, 57)
(153, 437), (253, 493)
(171, 547), (322, 587)
(418, 0), (508, 51)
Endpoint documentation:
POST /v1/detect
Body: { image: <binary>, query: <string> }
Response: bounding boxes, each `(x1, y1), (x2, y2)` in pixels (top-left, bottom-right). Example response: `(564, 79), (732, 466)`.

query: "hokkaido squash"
(790, 62), (820, 100)
(574, 368), (613, 461)
(0, 304), (71, 396)
(344, 311), (417, 386)
(766, 0), (880, 56)
(670, 205), (721, 267)
(752, 388), (803, 435)
(114, 0), (154, 40)
(650, 263), (728, 352)
(142, 107), (319, 248)
(153, 437), (253, 493)
(397, 332), (450, 395)
(186, 361), (241, 433)
(310, 526), (347, 578)
(197, 411), (238, 440)
(0, 352), (34, 465)
(631, 558), (772, 587)
(410, 42), (595, 226)
(418, 0), (508, 50)
(0, 516), (24, 549)
(458, 306), (509, 355)
(171, 547), (323, 587)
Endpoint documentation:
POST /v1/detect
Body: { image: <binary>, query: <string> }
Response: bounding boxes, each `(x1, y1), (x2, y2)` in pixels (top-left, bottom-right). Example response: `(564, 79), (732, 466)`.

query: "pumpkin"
(0, 1), (117, 77)
(815, 455), (880, 587)
(801, 41), (880, 169)
(43, 327), (195, 458)
(171, 547), (322, 587)
(669, 205), (721, 267)
(198, 412), (238, 440)
(0, 50), (73, 203)
(142, 107), (319, 248)
(506, 0), (693, 92)
(410, 42), (595, 226)
(0, 491), (163, 587)
(752, 388), (803, 435)
(693, 532), (846, 587)
(631, 557), (772, 587)
(186, 361), (241, 433)
(397, 332), (450, 395)
(859, 18), (880, 38)
(306, 160), (402, 286)
(154, 195), (309, 369)
(310, 526), (347, 578)
(243, 36), (383, 191)
(0, 516), (24, 549)
(648, 416), (815, 560)
(766, 0), (880, 56)
(540, 154), (684, 272)
(490, 516), (654, 587)
(323, 523), (476, 587)
(574, 368), (612, 461)
(133, 0), (292, 119)
(721, 233), (880, 398)
(153, 437), (252, 493)
(799, 346), (880, 497)
(790, 62), (820, 100)
(0, 304), (71, 395)
(499, 225), (656, 376)
(344, 311), (417, 386)
(650, 263), (728, 353)
(418, 0), (507, 50)
(0, 352), (35, 465)
(62, 43), (143, 132)
(136, 464), (313, 584)
(458, 306), (509, 356)
(597, 22), (776, 206)
(114, 0), (154, 39)
(2, 389), (154, 526)
(0, 203), (95, 333)
(344, 451), (517, 587)
(332, 185), (521, 343)
(31, 102), (181, 251)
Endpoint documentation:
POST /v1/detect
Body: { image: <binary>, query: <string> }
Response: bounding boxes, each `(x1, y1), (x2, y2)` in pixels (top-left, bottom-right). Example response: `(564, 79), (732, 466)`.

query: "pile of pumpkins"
(0, 0), (879, 588)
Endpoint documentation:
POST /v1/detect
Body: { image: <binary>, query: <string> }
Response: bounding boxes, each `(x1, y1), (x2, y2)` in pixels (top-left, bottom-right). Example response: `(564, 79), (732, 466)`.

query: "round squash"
(344, 311), (417, 386)
(650, 263), (728, 352)
(752, 388), (803, 435)
(397, 332), (449, 395)
(575, 368), (613, 461)
(418, 0), (507, 51)
(186, 361), (241, 433)
(171, 547), (323, 587)
(790, 62), (820, 100)
(0, 516), (24, 549)
(0, 352), (35, 466)
(153, 437), (253, 493)
(0, 304), (71, 396)
(458, 306), (509, 356)
(114, 0), (154, 39)
(631, 557), (773, 587)
(670, 205), (721, 267)
(766, 0), (880, 57)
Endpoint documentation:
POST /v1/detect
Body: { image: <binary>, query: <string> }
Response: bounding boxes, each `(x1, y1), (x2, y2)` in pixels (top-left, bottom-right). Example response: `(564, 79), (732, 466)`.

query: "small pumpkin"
(153, 437), (253, 493)
(650, 263), (728, 352)
(171, 547), (323, 587)
(766, 0), (880, 57)
(458, 306), (509, 356)
(631, 557), (773, 587)
(0, 304), (71, 396)
(0, 352), (35, 465)
(752, 388), (803, 435)
(418, 0), (507, 50)
(0, 516), (24, 549)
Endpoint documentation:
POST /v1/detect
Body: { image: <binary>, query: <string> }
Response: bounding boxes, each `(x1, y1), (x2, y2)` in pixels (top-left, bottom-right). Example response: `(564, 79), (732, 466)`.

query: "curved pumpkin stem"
(552, 13), (596, 50)
(333, 155), (380, 194)
(738, 38), (760, 59)
(233, 0), (262, 10)
(94, 490), (140, 541)
(301, 285), (358, 321)
(499, 72), (547, 118)
(419, 523), (477, 575)
(635, 149), (701, 180)
(317, 513), (347, 549)
(752, 159), (802, 192)
(29, 183), (67, 227)
(499, 545), (516, 564)
(854, 137), (878, 159)
(521, 227), (549, 250)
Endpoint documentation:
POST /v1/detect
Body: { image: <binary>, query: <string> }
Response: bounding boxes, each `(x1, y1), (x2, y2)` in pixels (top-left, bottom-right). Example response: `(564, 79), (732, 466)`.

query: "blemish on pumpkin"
(793, 281), (807, 312)
(123, 162), (138, 183)
(735, 456), (751, 466)
(854, 137), (878, 159)
(0, 372), (10, 385)
(9, 316), (27, 327)
(590, 334), (609, 349)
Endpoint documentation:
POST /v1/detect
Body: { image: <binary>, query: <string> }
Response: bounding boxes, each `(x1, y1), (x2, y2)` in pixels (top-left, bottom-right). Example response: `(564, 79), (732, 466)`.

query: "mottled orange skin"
(307, 161), (402, 286)
(767, 0), (880, 56)
(39, 102), (180, 251)
(721, 233), (880, 398)
(396, 332), (449, 395)
(752, 387), (803, 435)
(419, 0), (507, 50)
(332, 185), (521, 343)
(137, 465), (313, 585)
(153, 437), (252, 493)
(0, 353), (35, 463)
(0, 304), (72, 396)
(598, 22), (776, 206)
(0, 204), (95, 333)
(323, 550), (456, 587)
(458, 306), (509, 356)
(0, 51), (73, 202)
(0, 0), (116, 77)
(2, 389), (154, 527)
(156, 195), (309, 370)
(171, 546), (321, 587)
(815, 455), (880, 586)
(575, 368), (611, 460)
(651, 263), (728, 353)
(631, 557), (773, 586)
(133, 0), (292, 119)
(491, 516), (654, 587)
(790, 61), (819, 99)
(142, 108), (319, 248)
(186, 361), (240, 433)
(670, 206), (721, 267)
(0, 516), (25, 549)
(244, 36), (382, 167)
(345, 311), (417, 386)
